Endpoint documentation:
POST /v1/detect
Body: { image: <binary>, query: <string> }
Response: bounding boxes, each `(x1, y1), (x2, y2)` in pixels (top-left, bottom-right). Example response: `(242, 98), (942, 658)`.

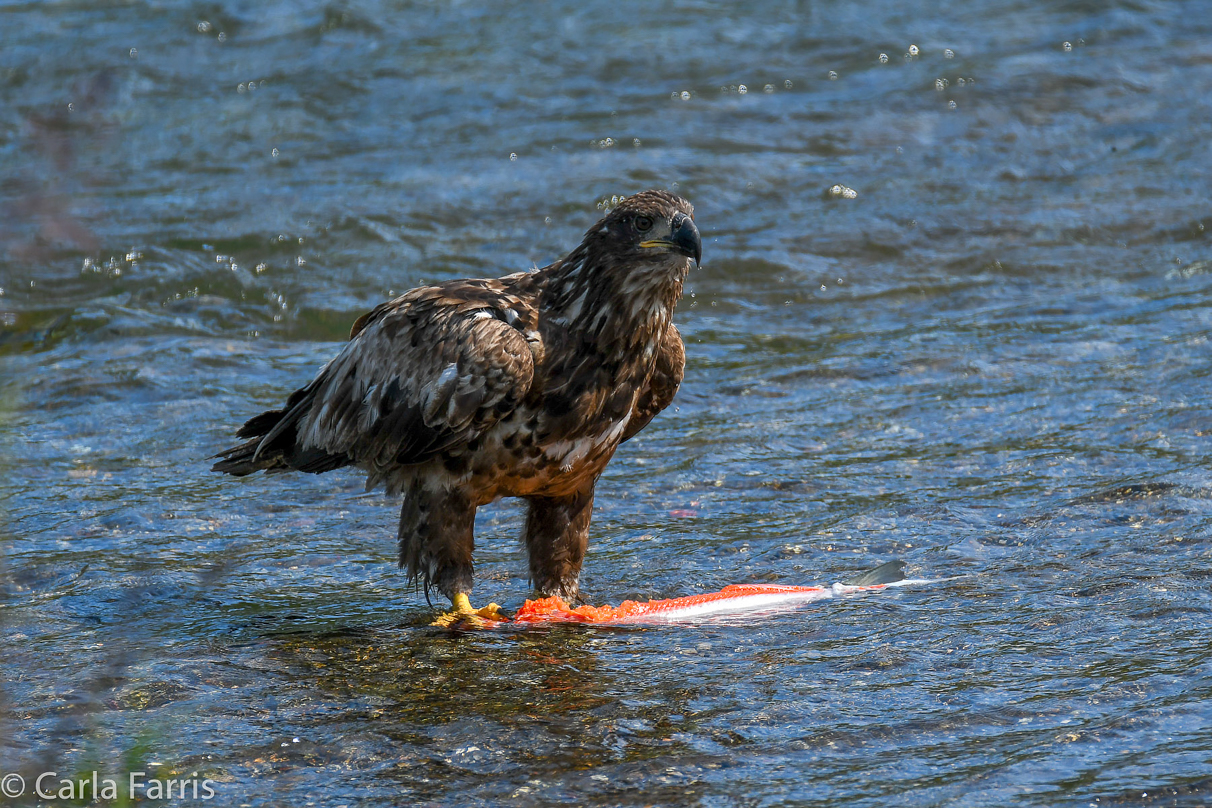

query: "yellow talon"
(431, 593), (508, 628)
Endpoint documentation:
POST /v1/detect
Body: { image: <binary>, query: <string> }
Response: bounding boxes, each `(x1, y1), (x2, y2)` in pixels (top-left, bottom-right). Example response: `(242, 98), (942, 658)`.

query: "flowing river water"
(2, 1), (1211, 806)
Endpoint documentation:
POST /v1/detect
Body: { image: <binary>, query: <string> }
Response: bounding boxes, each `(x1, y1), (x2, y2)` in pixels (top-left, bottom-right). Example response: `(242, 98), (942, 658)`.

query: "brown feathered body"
(213, 191), (699, 602)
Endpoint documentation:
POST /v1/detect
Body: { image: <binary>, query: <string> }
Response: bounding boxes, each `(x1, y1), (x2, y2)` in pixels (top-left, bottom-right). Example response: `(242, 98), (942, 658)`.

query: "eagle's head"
(586, 190), (701, 270)
(544, 190), (700, 338)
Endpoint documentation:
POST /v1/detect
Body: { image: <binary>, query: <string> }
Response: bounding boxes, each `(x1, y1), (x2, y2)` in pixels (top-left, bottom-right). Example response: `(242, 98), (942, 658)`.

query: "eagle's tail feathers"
(212, 389), (351, 476)
(235, 408), (286, 440)
(210, 438), (286, 476)
(252, 394), (314, 462)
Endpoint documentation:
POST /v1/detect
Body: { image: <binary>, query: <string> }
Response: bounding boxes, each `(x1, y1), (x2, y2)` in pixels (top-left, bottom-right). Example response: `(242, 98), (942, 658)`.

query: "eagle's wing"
(213, 284), (535, 483)
(622, 323), (684, 442)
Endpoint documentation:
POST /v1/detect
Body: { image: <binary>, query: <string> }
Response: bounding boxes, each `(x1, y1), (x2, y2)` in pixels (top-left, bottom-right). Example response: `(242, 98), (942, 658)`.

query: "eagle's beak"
(642, 214), (702, 266)
(673, 214), (702, 266)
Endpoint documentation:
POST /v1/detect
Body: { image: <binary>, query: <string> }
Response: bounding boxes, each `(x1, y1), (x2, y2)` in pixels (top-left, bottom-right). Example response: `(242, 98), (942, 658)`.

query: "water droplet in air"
(217, 31), (226, 42)
(129, 47), (138, 58)
(784, 79), (793, 89)
(509, 152), (517, 161)
(271, 148), (279, 157)
(238, 83), (246, 93)
(957, 78), (966, 86)
(680, 90), (691, 100)
(1063, 41), (1073, 52)
(247, 81), (256, 90)
(738, 85), (748, 94)
(949, 100), (957, 109)
(67, 102), (74, 111)
(763, 84), (774, 93)
(632, 137), (641, 147)
(197, 20), (211, 33)
(908, 44), (920, 56)
(828, 71), (838, 80)
(944, 48), (955, 59)
(935, 78), (947, 91)
(878, 53), (889, 63)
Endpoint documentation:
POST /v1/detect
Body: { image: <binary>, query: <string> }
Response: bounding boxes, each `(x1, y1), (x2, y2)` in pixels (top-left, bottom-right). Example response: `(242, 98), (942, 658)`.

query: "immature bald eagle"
(213, 190), (700, 622)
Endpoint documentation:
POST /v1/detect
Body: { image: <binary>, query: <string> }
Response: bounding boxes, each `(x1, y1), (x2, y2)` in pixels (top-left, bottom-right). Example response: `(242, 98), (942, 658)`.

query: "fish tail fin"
(847, 560), (906, 586)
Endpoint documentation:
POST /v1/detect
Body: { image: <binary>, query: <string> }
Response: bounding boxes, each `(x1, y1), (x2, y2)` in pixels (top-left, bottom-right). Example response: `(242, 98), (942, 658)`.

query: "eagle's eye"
(634, 215), (654, 232)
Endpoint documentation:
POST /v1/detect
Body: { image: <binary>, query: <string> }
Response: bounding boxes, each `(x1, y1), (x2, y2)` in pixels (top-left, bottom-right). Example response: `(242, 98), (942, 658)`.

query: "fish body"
(500, 567), (932, 626)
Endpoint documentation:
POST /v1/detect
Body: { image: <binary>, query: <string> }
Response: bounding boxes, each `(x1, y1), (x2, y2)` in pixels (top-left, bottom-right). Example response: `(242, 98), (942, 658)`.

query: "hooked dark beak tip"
(673, 215), (702, 266)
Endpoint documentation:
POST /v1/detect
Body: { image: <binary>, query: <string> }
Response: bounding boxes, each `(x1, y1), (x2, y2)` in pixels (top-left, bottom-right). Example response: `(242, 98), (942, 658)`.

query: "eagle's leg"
(396, 480), (504, 626)
(523, 483), (595, 601)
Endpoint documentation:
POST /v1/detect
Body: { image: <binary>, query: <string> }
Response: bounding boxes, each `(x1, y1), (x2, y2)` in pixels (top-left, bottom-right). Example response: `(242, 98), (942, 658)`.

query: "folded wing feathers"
(422, 363), (461, 428)
(290, 300), (533, 471)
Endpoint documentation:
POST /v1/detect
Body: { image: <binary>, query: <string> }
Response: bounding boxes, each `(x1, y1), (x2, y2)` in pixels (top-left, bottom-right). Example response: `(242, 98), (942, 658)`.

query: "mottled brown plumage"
(213, 190), (700, 608)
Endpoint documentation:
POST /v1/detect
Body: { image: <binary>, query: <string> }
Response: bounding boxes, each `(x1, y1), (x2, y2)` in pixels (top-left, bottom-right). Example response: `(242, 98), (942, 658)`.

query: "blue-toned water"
(2, 1), (1211, 805)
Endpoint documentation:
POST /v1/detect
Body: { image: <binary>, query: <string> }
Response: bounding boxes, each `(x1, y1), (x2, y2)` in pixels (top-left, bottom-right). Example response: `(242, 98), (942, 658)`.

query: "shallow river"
(2, 1), (1211, 806)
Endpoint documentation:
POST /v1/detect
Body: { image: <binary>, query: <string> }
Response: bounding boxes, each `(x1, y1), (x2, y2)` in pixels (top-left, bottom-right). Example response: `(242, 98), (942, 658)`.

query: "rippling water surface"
(3, 1), (1211, 806)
